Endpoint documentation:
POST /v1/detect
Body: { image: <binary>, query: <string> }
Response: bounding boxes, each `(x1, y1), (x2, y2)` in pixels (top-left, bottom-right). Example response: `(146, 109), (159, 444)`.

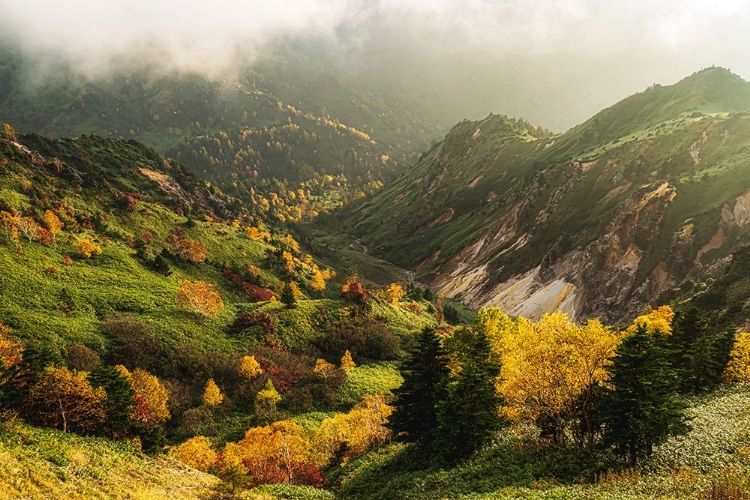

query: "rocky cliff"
(345, 68), (750, 323)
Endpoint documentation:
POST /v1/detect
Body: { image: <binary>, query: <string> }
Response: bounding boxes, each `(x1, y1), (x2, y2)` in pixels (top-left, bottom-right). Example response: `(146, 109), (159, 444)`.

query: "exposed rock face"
(431, 180), (682, 323)
(348, 71), (750, 323)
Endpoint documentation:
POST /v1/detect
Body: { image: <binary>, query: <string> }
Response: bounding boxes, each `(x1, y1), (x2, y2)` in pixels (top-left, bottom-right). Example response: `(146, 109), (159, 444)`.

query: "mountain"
(343, 68), (750, 323)
(0, 44), (439, 222)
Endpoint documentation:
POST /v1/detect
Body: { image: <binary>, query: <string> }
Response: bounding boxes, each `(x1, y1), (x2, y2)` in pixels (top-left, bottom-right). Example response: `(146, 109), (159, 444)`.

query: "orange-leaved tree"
(218, 420), (316, 486)
(24, 366), (106, 433)
(42, 210), (64, 244)
(177, 280), (224, 318)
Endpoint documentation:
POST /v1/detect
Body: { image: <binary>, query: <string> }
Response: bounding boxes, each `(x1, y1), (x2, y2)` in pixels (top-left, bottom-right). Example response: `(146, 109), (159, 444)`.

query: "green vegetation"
(0, 417), (219, 499)
(343, 67), (750, 324)
(4, 61), (750, 500)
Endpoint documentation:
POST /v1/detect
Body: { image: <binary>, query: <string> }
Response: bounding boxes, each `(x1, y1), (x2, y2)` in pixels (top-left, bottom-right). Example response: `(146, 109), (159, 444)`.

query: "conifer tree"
(89, 363), (135, 437)
(280, 282), (297, 309)
(434, 329), (506, 461)
(388, 328), (450, 445)
(602, 325), (689, 465)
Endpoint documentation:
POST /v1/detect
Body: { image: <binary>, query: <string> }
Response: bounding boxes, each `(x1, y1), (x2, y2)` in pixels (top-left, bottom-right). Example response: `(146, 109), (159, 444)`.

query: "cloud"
(0, 0), (748, 130)
(1, 0), (749, 76)
(0, 0), (351, 76)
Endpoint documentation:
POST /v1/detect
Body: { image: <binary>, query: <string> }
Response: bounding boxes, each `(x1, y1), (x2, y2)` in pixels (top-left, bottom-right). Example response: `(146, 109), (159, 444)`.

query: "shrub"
(65, 344), (101, 371)
(76, 239), (102, 258)
(176, 280), (223, 318)
(314, 317), (400, 361)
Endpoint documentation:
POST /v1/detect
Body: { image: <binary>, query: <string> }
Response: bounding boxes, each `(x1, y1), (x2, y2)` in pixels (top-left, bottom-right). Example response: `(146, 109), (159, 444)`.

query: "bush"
(65, 344), (101, 371)
(103, 315), (163, 372)
(314, 317), (400, 361)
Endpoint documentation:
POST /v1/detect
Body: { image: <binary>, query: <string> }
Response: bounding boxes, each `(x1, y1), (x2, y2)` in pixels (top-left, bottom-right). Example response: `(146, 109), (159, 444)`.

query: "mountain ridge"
(343, 67), (750, 323)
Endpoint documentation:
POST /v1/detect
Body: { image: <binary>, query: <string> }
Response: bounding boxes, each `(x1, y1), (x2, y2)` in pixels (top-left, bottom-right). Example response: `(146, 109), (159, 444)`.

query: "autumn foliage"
(479, 309), (620, 448)
(724, 332), (750, 383)
(77, 239), (102, 258)
(117, 366), (170, 428)
(177, 280), (224, 318)
(171, 436), (217, 472)
(25, 366), (106, 434)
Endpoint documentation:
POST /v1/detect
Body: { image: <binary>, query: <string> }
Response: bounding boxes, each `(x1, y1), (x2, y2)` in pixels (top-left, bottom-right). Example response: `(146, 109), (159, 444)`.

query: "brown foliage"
(24, 366), (106, 433)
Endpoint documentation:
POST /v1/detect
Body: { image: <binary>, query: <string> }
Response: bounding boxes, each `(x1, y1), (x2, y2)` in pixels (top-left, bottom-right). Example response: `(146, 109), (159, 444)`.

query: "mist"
(1, 0), (749, 130)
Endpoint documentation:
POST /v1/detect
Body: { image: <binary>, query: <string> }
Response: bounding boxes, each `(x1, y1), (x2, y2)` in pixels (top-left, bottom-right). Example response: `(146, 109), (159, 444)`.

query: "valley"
(2, 25), (750, 500)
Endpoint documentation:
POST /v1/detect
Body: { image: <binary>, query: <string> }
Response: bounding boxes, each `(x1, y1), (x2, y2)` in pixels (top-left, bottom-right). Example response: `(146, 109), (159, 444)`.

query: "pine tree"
(280, 282), (297, 309)
(671, 307), (731, 393)
(388, 328), (450, 445)
(434, 329), (506, 461)
(602, 325), (689, 465)
(89, 363), (135, 438)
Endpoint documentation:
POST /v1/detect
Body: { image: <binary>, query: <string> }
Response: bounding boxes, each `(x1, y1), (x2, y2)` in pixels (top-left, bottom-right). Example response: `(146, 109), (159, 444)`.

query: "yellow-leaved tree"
(340, 350), (356, 374)
(203, 378), (224, 408)
(171, 436), (217, 472)
(724, 332), (750, 383)
(498, 310), (620, 448)
(310, 269), (327, 294)
(177, 280), (224, 318)
(312, 394), (393, 465)
(76, 239), (102, 258)
(255, 379), (281, 420)
(238, 355), (263, 380)
(625, 305), (674, 336)
(313, 358), (336, 384)
(117, 365), (170, 428)
(384, 283), (405, 306)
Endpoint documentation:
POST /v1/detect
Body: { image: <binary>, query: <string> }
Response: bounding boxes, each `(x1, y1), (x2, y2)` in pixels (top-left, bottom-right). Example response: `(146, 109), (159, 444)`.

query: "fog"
(1, 0), (749, 130)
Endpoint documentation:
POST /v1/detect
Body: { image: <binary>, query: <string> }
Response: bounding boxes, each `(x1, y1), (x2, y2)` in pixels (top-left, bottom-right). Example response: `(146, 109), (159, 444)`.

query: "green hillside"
(0, 418), (219, 499)
(343, 68), (750, 323)
(333, 384), (750, 499)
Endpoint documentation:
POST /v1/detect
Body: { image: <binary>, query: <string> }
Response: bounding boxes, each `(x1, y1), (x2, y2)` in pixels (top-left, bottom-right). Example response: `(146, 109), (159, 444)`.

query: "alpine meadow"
(3, 2), (750, 499)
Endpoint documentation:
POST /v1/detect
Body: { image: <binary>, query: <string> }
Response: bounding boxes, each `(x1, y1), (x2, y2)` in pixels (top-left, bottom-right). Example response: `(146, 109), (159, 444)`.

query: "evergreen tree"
(671, 307), (727, 393)
(89, 363), (135, 438)
(389, 328), (450, 445)
(602, 325), (689, 465)
(280, 282), (297, 309)
(148, 251), (172, 276)
(4, 342), (62, 409)
(434, 330), (506, 461)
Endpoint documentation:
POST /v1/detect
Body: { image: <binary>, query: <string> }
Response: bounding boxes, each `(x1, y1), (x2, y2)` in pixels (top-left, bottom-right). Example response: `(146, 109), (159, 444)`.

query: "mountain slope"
(0, 420), (218, 499)
(344, 68), (750, 323)
(0, 44), (439, 222)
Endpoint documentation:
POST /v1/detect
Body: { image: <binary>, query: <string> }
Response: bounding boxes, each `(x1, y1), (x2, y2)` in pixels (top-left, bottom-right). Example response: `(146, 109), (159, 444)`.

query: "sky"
(1, 0), (749, 128)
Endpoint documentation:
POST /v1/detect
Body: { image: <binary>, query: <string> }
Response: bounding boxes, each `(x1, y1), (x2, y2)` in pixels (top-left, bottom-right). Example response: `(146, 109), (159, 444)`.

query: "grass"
(333, 384), (750, 500)
(0, 417), (219, 499)
(338, 362), (403, 406)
